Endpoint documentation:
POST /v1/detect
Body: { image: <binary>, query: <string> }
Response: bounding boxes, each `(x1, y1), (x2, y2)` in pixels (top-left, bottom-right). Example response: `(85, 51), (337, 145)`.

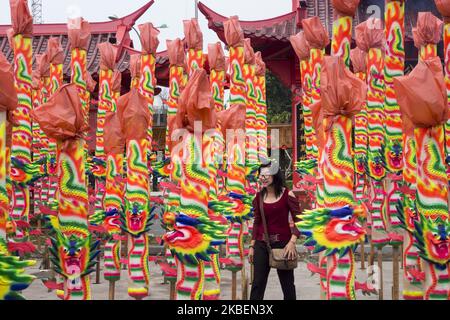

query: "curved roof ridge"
(0, 0), (154, 36)
(198, 1), (296, 28)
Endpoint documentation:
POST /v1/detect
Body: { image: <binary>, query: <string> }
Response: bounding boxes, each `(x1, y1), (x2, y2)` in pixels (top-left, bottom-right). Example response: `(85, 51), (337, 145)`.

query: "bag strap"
(258, 193), (272, 251)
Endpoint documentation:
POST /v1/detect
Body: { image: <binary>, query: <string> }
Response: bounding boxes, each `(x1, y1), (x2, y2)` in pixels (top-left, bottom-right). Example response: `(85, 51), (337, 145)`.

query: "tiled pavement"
(23, 250), (401, 300)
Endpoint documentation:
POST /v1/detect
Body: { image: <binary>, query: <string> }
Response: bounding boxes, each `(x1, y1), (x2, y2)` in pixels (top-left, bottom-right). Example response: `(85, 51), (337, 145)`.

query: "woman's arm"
(288, 190), (302, 238)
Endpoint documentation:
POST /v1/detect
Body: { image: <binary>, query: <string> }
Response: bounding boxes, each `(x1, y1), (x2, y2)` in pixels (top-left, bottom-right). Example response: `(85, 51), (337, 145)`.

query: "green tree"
(266, 71), (292, 124)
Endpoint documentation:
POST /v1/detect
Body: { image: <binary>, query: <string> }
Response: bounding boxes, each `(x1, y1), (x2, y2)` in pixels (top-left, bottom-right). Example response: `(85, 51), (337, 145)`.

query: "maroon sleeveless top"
(251, 189), (302, 243)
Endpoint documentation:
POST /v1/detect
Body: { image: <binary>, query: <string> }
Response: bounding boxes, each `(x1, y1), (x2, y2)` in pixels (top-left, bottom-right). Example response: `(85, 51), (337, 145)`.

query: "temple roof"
(0, 0), (169, 85)
(199, 1), (302, 44)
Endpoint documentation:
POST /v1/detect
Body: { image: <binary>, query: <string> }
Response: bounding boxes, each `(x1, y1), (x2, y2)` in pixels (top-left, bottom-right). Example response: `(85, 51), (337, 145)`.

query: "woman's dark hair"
(259, 162), (286, 200)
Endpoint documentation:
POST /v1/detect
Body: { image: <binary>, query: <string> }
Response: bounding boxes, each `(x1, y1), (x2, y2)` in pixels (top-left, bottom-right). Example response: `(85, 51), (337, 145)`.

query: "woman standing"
(249, 163), (302, 300)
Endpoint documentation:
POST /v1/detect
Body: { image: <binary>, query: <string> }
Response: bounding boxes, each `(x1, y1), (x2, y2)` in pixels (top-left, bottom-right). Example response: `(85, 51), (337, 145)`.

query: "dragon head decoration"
(297, 205), (367, 257)
(46, 154), (58, 176)
(163, 213), (226, 265)
(86, 156), (107, 182)
(120, 199), (155, 237)
(0, 239), (36, 300)
(10, 157), (48, 187)
(49, 232), (100, 287)
(396, 196), (419, 233)
(354, 155), (366, 176)
(151, 157), (172, 179)
(210, 192), (253, 223)
(89, 207), (122, 235)
(382, 140), (403, 172)
(366, 152), (386, 181)
(413, 214), (450, 267)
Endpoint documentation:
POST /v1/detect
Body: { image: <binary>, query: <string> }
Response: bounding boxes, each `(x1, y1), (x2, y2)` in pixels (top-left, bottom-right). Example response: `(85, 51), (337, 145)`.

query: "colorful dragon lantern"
(290, 32), (318, 205)
(0, 51), (36, 300)
(45, 37), (64, 209)
(8, 0), (34, 250)
(350, 48), (368, 203)
(434, 0), (450, 180)
(254, 51), (268, 163)
(89, 110), (125, 292)
(383, 0), (405, 174)
(138, 22), (159, 162)
(356, 18), (390, 248)
(243, 38), (259, 185)
(158, 38), (186, 284)
(162, 69), (226, 300)
(203, 41), (228, 300)
(68, 17), (90, 134)
(302, 16), (329, 163)
(32, 83), (99, 300)
(92, 42), (118, 218)
(117, 88), (155, 299)
(395, 45), (450, 300)
(382, 0), (406, 244)
(301, 16), (330, 297)
(396, 12), (444, 300)
(30, 54), (48, 216)
(220, 16), (254, 273)
(298, 56), (368, 300)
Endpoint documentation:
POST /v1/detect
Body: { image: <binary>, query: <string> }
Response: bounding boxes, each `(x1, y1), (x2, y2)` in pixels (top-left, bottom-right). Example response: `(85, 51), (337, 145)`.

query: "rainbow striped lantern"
(350, 48), (368, 204)
(46, 37), (64, 209)
(31, 54), (49, 214)
(435, 1), (450, 181)
(138, 23), (159, 162)
(254, 52), (268, 164)
(302, 17), (331, 298)
(164, 39), (185, 159)
(159, 39), (185, 282)
(162, 69), (226, 300)
(298, 56), (368, 300)
(44, 37), (65, 300)
(93, 42), (118, 218)
(8, 0), (33, 250)
(381, 0), (406, 245)
(0, 50), (36, 300)
(221, 17), (254, 273)
(68, 18), (90, 136)
(303, 16), (328, 163)
(32, 83), (99, 300)
(117, 88), (154, 300)
(291, 32), (320, 208)
(32, 54), (51, 208)
(89, 110), (125, 296)
(243, 39), (259, 187)
(202, 42), (228, 300)
(393, 18), (432, 301)
(355, 19), (390, 248)
(395, 13), (450, 300)
(303, 17), (330, 210)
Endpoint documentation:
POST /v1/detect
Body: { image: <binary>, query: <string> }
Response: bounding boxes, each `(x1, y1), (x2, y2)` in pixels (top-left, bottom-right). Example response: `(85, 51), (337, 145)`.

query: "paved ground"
(23, 247), (402, 300)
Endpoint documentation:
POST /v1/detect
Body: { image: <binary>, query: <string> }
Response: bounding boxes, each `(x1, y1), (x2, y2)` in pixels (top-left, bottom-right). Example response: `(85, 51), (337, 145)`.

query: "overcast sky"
(0, 0), (292, 51)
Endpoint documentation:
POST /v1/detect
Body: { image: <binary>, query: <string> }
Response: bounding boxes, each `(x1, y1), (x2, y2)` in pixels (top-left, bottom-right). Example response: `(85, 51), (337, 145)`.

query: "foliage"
(266, 71), (292, 124)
